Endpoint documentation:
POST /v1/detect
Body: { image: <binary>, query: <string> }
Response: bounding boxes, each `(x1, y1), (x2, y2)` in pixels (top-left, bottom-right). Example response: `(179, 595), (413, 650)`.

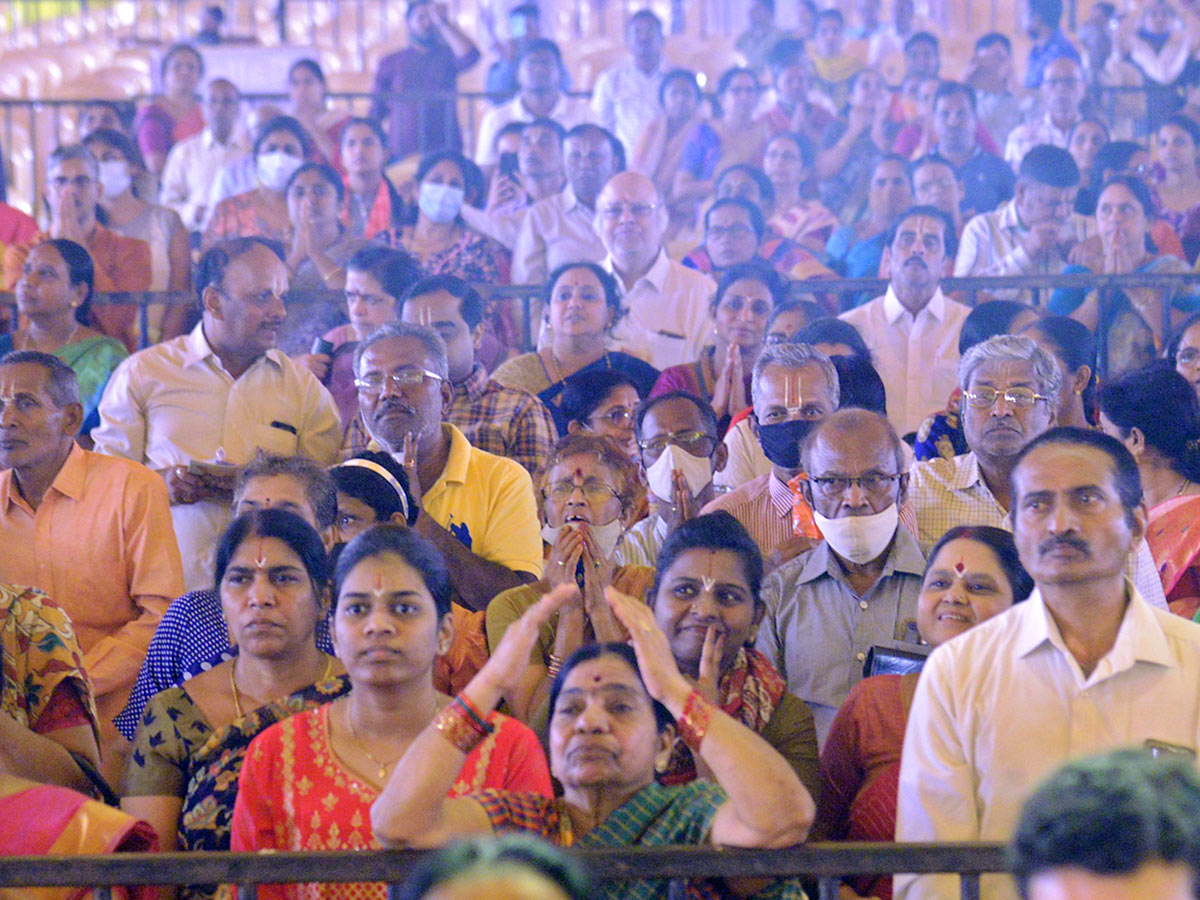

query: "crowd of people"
(8, 0), (1200, 898)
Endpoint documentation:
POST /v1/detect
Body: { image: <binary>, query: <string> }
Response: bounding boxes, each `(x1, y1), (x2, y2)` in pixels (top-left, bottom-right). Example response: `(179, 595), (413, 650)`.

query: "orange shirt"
(4, 225), (153, 352)
(0, 444), (183, 705)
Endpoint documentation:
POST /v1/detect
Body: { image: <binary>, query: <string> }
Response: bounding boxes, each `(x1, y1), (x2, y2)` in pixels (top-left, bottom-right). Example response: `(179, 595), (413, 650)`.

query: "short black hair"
(658, 69), (701, 107)
(716, 164), (776, 209)
(793, 318), (872, 360)
(904, 31), (939, 53)
(1099, 361), (1200, 483)
(1027, 0), (1064, 29)
(1010, 749), (1200, 898)
(958, 300), (1035, 356)
(652, 511), (765, 610)
(346, 245), (421, 301)
(634, 390), (721, 443)
(714, 259), (789, 311)
(1011, 426), (1143, 519)
(253, 114), (312, 159)
(563, 123), (626, 173)
(517, 37), (562, 66)
(214, 509), (329, 598)
(705, 195), (766, 242)
(831, 353), (887, 416)
(333, 525), (452, 618)
(561, 368), (641, 426)
(816, 7), (844, 26)
(885, 204), (959, 260)
(1019, 143), (1080, 188)
(766, 36), (807, 76)
(196, 238), (285, 302)
(975, 32), (1011, 52)
(524, 117), (567, 143)
(628, 8), (663, 32)
(285, 161), (345, 203)
(933, 79), (977, 112)
(401, 274), (484, 331)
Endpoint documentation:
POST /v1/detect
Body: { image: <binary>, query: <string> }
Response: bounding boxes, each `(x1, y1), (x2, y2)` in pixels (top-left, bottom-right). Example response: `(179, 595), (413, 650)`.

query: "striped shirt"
(701, 472), (815, 562)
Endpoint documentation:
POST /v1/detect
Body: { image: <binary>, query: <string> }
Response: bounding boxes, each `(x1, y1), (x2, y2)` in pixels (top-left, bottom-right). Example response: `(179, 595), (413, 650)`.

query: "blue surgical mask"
(418, 181), (465, 224)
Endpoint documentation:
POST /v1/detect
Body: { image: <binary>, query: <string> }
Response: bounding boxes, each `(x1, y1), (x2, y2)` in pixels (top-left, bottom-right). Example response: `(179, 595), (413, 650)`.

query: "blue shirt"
(1025, 29), (1081, 88)
(115, 588), (334, 739)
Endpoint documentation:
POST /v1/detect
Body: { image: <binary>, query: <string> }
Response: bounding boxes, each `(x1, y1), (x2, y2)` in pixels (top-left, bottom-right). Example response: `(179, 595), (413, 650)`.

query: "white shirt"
(605, 248), (716, 370)
(1003, 112), (1078, 167)
(511, 186), (606, 285)
(955, 200), (1097, 300)
(714, 416), (771, 490)
(92, 323), (342, 590)
(475, 93), (593, 167)
(591, 57), (666, 161)
(895, 586), (1200, 900)
(201, 155), (258, 230)
(159, 129), (248, 231)
(840, 286), (971, 436)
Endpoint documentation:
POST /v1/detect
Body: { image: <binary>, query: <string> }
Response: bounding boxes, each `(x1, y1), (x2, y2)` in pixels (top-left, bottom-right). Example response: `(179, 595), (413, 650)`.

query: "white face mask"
(257, 151), (304, 192)
(541, 519), (624, 559)
(97, 159), (132, 199)
(644, 443), (713, 501)
(813, 504), (899, 565)
(418, 181), (466, 224)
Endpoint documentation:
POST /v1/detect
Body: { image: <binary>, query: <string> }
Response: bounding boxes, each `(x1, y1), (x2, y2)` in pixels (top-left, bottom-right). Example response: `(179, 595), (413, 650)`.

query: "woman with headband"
(331, 451), (419, 544)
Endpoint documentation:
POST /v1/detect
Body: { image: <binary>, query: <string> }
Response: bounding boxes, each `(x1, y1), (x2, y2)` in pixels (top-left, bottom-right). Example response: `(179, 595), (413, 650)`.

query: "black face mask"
(757, 417), (819, 470)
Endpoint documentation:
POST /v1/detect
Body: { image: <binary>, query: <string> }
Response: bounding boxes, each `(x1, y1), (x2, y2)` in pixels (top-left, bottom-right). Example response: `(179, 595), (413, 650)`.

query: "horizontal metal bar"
(0, 843), (1009, 888)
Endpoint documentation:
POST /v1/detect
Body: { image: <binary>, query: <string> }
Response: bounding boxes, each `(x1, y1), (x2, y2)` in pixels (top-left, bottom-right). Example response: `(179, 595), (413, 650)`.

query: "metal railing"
(15, 270), (1200, 353)
(0, 842), (1010, 900)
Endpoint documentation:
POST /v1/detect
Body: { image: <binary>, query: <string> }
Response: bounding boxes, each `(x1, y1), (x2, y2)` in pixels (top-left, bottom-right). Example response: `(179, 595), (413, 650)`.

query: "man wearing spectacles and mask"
(910, 334), (1168, 607)
(757, 407), (923, 745)
(613, 391), (727, 570)
(703, 343), (836, 570)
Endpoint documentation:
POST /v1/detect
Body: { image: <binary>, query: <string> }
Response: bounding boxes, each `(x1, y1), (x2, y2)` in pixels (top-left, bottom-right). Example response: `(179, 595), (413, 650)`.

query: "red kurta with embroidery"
(229, 703), (552, 900)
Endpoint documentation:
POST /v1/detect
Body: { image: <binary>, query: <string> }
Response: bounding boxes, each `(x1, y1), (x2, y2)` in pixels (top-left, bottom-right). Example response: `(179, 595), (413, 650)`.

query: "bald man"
(595, 171), (716, 370)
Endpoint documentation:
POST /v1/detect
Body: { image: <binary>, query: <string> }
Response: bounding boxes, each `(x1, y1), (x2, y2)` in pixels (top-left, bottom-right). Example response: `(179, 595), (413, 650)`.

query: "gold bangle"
(434, 697), (493, 754)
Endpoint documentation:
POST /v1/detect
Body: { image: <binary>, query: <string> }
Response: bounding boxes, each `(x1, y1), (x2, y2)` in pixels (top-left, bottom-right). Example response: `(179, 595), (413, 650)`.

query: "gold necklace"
(547, 348), (566, 383)
(229, 655), (334, 719)
(344, 699), (402, 781)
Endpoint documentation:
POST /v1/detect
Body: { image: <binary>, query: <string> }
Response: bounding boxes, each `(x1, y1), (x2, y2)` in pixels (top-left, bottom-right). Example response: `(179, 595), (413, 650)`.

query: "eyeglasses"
(544, 479), (621, 504)
(598, 203), (657, 220)
(638, 429), (716, 457)
(717, 295), (773, 317)
(1178, 347), (1200, 367)
(808, 472), (905, 497)
(707, 223), (755, 241)
(963, 386), (1051, 409)
(590, 407), (634, 428)
(354, 367), (445, 393)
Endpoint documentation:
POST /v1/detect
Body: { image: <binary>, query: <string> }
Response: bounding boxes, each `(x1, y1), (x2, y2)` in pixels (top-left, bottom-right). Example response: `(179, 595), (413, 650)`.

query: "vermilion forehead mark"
(593, 674), (602, 683)
(373, 571), (385, 596)
(701, 555), (717, 593)
(255, 540), (267, 568)
(954, 561), (965, 574)
(575, 467), (584, 479)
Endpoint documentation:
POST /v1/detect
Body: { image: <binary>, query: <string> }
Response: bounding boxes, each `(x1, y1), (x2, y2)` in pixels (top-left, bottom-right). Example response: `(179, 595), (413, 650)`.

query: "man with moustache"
(896, 428), (1200, 900)
(93, 238), (342, 591)
(841, 205), (971, 437)
(354, 322), (543, 690)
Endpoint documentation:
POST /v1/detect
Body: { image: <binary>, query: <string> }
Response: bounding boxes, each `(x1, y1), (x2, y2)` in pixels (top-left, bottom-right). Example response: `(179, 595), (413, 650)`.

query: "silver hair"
(47, 143), (98, 179)
(958, 334), (1063, 398)
(354, 321), (450, 381)
(751, 341), (840, 408)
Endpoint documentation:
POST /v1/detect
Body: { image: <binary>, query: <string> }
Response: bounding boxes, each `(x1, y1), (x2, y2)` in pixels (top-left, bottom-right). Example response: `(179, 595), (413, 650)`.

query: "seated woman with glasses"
(491, 262), (659, 433)
(486, 434), (651, 725)
(816, 525), (1031, 900)
(652, 261), (787, 434)
(561, 368), (643, 464)
(1168, 310), (1200, 407)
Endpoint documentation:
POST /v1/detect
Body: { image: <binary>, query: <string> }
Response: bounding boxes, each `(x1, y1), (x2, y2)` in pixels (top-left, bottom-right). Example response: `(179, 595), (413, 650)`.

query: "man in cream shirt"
(896, 427), (1200, 900)
(595, 171), (716, 370)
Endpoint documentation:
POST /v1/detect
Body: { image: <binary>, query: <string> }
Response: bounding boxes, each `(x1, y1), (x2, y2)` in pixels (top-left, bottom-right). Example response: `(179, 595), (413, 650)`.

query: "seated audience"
(1010, 749), (1200, 900)
(963, 32), (1021, 150)
(596, 171), (717, 370)
(1004, 56), (1087, 165)
(486, 434), (651, 723)
(0, 584), (100, 793)
(1018, 315), (1097, 429)
(283, 162), (365, 292)
(817, 68), (896, 222)
(92, 238), (342, 592)
(491, 261), (658, 431)
(201, 104), (285, 223)
(1, 239), (128, 436)
(648, 511), (820, 797)
(398, 275), (555, 478)
(115, 455), (348, 739)
(909, 334), (1168, 606)
(589, 10), (669, 163)
(632, 69), (708, 232)
(616, 391), (729, 569)
(825, 154), (913, 293)
(5, 144), (152, 353)
(120, 510), (348, 877)
(757, 38), (837, 148)
(1021, 0), (1081, 90)
(1099, 362), (1200, 618)
(1169, 310), (1200, 406)
(160, 79), (246, 234)
(203, 116), (311, 250)
(652, 261), (786, 431)
(841, 205), (970, 436)
(561, 369), (643, 463)
(955, 145), (1093, 302)
(927, 81), (1015, 218)
(683, 196), (829, 281)
(737, 0), (789, 72)
(757, 408), (922, 743)
(703, 342), (834, 568)
(512, 124), (620, 284)
(390, 152), (510, 284)
(763, 132), (839, 254)
(230, 527), (552, 898)
(1065, 117), (1109, 194)
(367, 584), (813, 900)
(817, 525), (1032, 899)
(134, 43), (205, 178)
(286, 59), (351, 172)
(809, 9), (863, 109)
(910, 154), (965, 237)
(330, 451), (419, 543)
(1154, 114), (1200, 263)
(341, 118), (407, 240)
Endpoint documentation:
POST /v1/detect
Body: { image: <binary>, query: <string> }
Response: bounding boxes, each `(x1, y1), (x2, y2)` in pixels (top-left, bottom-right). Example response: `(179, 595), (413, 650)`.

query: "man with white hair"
(594, 170), (716, 370)
(909, 334), (1168, 606)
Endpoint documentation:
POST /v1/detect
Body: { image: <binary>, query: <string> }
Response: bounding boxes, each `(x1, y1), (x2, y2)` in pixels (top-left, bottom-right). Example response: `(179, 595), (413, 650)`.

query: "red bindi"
(954, 561), (965, 574)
